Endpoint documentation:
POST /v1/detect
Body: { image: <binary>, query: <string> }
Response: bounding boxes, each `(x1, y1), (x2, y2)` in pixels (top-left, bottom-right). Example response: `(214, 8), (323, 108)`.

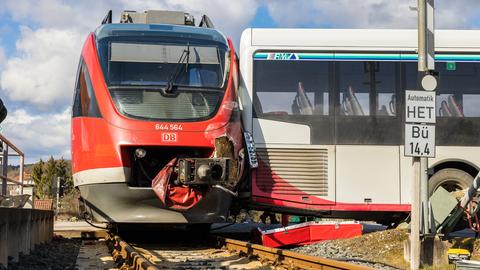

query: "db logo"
(162, 133), (177, 142)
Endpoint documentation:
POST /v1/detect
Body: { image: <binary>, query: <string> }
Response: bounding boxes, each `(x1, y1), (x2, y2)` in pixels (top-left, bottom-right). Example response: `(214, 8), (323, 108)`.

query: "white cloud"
(0, 0), (259, 111)
(1, 27), (83, 109)
(0, 46), (6, 87)
(115, 0), (259, 45)
(1, 108), (71, 163)
(1, 0), (480, 163)
(0, 47), (7, 82)
(2, 0), (109, 32)
(0, 47), (6, 69)
(263, 0), (480, 29)
(168, 0), (259, 44)
(0, 0), (260, 162)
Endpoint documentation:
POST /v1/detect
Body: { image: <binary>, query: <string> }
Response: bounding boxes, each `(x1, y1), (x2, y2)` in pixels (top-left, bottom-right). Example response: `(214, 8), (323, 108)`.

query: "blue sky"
(1, 0), (480, 163)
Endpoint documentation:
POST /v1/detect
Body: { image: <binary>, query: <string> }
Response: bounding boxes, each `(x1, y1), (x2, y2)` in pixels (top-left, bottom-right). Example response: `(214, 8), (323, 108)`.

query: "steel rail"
(106, 231), (371, 270)
(220, 237), (372, 270)
(105, 233), (159, 270)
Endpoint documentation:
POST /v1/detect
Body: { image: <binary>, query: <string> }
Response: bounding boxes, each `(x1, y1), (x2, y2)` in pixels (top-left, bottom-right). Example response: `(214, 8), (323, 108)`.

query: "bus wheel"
(429, 168), (473, 196)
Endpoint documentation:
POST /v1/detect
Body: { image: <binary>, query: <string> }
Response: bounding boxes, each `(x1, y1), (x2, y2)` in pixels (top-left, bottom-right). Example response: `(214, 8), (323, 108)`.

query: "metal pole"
(1, 144), (8, 196)
(409, 1), (433, 268)
(418, 0), (427, 72)
(414, 0), (435, 267)
(0, 141), (5, 196)
(19, 154), (24, 194)
(410, 157), (421, 270)
(419, 0), (435, 236)
(421, 157), (429, 234)
(56, 177), (61, 217)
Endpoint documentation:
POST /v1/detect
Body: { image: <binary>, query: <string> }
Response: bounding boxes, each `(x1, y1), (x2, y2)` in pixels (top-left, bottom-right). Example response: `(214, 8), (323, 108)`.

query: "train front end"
(71, 11), (244, 225)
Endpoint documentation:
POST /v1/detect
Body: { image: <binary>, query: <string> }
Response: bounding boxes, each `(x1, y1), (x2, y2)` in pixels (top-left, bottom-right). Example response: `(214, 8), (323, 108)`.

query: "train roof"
(95, 23), (228, 45)
(241, 28), (480, 52)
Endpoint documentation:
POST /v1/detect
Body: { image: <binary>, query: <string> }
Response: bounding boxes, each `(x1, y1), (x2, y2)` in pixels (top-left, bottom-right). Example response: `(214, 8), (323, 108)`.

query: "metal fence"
(0, 133), (26, 197)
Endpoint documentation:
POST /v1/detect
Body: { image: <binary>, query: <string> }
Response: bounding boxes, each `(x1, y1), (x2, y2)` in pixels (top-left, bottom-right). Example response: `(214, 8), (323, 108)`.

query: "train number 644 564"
(155, 123), (183, 131)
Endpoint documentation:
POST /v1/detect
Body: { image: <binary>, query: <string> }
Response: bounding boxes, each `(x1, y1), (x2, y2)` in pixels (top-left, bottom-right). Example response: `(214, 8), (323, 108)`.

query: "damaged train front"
(72, 11), (245, 224)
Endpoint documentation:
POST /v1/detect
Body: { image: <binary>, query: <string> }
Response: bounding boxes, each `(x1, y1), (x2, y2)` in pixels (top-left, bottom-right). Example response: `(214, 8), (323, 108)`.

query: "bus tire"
(429, 168), (473, 196)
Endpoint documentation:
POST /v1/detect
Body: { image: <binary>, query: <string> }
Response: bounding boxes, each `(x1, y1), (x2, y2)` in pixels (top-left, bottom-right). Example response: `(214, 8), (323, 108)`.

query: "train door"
(249, 52), (336, 210)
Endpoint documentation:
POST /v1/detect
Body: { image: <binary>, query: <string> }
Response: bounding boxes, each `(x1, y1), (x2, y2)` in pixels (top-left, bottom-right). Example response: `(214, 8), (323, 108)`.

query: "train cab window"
(106, 42), (228, 89)
(338, 61), (397, 117)
(95, 39), (229, 121)
(72, 60), (101, 118)
(254, 60), (330, 117)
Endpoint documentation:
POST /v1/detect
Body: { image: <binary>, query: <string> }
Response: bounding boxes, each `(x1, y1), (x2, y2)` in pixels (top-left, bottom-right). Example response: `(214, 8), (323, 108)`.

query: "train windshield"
(106, 42), (228, 88)
(97, 36), (230, 121)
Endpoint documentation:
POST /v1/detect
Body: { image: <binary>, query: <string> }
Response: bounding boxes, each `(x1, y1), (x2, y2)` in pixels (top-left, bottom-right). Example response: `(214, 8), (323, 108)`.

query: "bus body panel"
(253, 118), (310, 144)
(240, 28), (480, 218)
(336, 145), (400, 204)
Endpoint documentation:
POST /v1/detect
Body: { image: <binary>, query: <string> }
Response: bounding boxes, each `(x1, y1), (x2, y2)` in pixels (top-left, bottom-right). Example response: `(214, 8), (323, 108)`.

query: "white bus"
(239, 28), (480, 223)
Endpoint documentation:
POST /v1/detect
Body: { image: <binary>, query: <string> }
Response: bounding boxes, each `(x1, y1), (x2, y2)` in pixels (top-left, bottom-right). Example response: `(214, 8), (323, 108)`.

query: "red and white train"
(71, 10), (245, 225)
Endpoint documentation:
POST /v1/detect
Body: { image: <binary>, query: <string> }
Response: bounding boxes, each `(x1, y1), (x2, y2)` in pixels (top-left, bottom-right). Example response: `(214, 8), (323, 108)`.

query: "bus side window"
(338, 62), (370, 116)
(253, 60), (329, 117)
(433, 62), (480, 118)
(388, 94), (396, 116)
(291, 82), (314, 115)
(338, 61), (396, 117)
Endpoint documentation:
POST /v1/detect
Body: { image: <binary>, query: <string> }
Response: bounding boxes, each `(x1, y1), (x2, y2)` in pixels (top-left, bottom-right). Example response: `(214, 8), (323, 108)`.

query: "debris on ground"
(7, 236), (81, 270)
(292, 229), (409, 269)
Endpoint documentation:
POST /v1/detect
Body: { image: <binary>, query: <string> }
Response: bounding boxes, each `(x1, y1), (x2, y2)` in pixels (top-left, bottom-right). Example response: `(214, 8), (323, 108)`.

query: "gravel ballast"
(292, 229), (408, 269)
(6, 237), (81, 270)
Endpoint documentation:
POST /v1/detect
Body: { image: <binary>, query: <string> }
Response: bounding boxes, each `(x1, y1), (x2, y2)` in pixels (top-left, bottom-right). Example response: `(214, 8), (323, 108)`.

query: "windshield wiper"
(163, 43), (190, 94)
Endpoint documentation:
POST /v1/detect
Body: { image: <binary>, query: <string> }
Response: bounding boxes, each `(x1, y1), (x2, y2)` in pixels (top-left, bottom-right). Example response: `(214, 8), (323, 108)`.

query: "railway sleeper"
(106, 232), (370, 270)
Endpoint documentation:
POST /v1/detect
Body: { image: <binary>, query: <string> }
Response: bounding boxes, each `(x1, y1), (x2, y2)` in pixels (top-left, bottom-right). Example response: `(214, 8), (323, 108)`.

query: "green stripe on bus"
(253, 52), (480, 62)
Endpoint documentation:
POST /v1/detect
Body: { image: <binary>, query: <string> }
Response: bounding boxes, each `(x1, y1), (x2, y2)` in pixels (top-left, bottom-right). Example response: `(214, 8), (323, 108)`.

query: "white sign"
(405, 90), (436, 123)
(404, 124), (435, 157)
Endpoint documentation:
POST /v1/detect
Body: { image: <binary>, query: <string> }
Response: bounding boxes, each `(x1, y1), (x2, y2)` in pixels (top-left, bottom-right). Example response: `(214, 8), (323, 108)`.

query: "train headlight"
(135, 148), (147, 159)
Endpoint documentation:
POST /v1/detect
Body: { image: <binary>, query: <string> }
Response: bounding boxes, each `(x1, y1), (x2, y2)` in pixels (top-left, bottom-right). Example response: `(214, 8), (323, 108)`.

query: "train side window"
(253, 60), (330, 117)
(72, 60), (101, 118)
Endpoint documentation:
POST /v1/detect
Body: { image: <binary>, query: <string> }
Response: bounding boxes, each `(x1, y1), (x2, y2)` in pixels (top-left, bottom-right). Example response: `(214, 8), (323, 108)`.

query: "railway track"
(105, 231), (372, 270)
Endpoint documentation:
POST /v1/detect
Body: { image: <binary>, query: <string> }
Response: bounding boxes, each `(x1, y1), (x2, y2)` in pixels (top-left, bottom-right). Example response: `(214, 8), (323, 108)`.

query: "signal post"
(406, 0), (447, 268)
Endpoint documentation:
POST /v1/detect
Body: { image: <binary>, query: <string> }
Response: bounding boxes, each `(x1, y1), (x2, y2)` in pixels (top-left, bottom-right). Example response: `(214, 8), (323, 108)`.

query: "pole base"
(404, 236), (448, 267)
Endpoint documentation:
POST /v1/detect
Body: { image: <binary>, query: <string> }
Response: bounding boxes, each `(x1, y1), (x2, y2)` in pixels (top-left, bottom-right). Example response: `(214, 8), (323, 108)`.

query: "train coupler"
(177, 158), (232, 185)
